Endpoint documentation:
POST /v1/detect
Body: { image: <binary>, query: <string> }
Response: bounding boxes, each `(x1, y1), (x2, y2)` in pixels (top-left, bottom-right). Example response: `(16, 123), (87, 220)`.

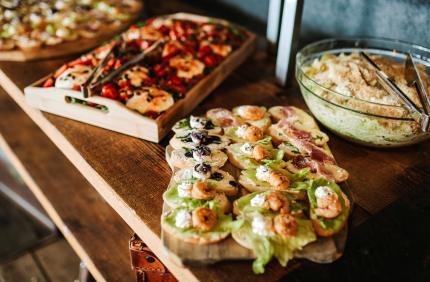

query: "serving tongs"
(81, 40), (123, 98)
(360, 52), (430, 132)
(87, 39), (165, 94)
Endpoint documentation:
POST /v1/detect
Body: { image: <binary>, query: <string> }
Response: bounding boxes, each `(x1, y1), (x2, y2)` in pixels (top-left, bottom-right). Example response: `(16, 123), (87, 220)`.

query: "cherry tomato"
(43, 77), (54, 87)
(198, 45), (212, 59)
(170, 75), (183, 86)
(107, 58), (116, 68)
(203, 55), (218, 68)
(154, 64), (168, 77)
(159, 25), (168, 34)
(168, 83), (187, 95)
(101, 83), (119, 99)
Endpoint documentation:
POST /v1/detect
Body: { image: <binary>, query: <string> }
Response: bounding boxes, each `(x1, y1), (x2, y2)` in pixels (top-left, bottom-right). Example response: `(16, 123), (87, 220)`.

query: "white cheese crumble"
(240, 143), (254, 155)
(315, 186), (335, 199)
(236, 125), (248, 138)
(236, 106), (248, 118)
(250, 193), (266, 207)
(55, 65), (91, 89)
(181, 168), (193, 180)
(192, 165), (211, 180)
(256, 165), (270, 182)
(175, 210), (192, 229)
(177, 182), (193, 198)
(189, 116), (208, 129)
(252, 214), (273, 236)
(192, 149), (212, 163)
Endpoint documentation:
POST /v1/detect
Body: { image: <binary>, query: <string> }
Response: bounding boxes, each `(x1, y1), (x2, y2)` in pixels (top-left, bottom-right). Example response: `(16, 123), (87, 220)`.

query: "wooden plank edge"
(0, 69), (199, 282)
(0, 134), (106, 282)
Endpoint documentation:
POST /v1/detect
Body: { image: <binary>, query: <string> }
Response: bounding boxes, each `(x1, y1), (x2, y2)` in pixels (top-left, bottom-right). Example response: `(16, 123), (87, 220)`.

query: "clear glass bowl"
(296, 38), (430, 148)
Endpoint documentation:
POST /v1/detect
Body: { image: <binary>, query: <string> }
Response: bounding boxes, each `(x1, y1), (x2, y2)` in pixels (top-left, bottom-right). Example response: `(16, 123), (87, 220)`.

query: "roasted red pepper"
(43, 77), (54, 87)
(54, 64), (69, 78)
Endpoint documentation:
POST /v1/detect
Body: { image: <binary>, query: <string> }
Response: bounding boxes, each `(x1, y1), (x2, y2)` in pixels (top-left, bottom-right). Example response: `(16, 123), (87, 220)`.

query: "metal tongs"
(360, 52), (430, 132)
(82, 39), (165, 97)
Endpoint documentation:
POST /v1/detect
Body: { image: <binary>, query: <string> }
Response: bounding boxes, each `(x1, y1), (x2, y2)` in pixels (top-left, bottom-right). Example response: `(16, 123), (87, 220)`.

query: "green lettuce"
(307, 179), (349, 231)
(163, 182), (214, 210)
(163, 207), (243, 238)
(234, 191), (307, 215)
(234, 213), (316, 274)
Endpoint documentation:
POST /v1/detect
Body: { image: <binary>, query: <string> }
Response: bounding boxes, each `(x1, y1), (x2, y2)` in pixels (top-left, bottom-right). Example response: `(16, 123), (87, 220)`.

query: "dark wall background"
(216, 0), (430, 48)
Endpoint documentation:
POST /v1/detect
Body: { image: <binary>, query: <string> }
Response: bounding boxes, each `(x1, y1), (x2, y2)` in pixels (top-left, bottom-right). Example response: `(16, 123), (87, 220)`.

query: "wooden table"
(1, 2), (430, 281)
(0, 86), (134, 281)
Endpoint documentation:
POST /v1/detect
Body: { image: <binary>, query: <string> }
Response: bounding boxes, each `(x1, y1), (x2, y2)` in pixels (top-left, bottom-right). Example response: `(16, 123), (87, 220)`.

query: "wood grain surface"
(0, 1), (429, 281)
(0, 87), (134, 281)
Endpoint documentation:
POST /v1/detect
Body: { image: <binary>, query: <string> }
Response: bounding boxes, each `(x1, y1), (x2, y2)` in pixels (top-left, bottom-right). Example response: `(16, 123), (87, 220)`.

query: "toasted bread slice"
(169, 133), (230, 150)
(173, 167), (238, 196)
(169, 148), (228, 169)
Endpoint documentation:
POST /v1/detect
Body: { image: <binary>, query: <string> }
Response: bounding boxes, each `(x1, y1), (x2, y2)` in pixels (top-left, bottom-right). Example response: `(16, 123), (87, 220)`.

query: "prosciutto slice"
(290, 155), (348, 183)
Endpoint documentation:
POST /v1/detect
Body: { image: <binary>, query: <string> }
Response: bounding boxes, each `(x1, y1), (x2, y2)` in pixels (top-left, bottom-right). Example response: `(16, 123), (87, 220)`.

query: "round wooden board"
(0, 1), (143, 62)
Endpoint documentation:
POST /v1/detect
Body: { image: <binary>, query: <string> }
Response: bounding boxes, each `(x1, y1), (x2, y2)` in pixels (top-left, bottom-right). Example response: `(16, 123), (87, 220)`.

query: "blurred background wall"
(214, 0), (430, 48)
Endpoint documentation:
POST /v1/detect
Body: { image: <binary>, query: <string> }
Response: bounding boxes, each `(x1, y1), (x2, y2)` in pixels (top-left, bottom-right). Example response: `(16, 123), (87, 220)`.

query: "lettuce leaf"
(234, 191), (307, 215)
(256, 136), (272, 145)
(234, 213), (316, 274)
(163, 183), (216, 210)
(163, 207), (242, 239)
(307, 178), (349, 231)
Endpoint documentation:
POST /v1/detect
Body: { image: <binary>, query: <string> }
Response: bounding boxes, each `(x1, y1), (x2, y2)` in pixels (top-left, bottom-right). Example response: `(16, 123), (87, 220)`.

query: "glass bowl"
(296, 38), (430, 148)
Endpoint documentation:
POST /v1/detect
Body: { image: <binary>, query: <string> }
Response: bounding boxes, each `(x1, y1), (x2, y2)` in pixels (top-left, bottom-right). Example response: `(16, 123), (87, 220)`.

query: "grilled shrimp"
(274, 213), (297, 237)
(191, 181), (216, 200)
(236, 106), (266, 121)
(267, 172), (290, 191)
(206, 108), (241, 127)
(192, 207), (217, 231)
(243, 125), (264, 142)
(314, 186), (342, 219)
(252, 145), (272, 161)
(266, 191), (290, 213)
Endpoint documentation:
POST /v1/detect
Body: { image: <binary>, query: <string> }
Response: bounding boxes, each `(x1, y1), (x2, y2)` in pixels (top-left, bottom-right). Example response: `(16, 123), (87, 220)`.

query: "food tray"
(24, 13), (257, 142)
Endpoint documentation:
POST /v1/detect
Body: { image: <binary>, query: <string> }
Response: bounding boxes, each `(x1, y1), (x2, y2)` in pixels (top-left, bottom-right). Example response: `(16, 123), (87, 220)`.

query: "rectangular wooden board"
(24, 13), (257, 143)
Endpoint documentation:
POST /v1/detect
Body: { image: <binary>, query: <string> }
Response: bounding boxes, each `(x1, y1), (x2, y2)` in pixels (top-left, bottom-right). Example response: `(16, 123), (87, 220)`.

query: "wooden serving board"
(24, 13), (257, 143)
(162, 136), (351, 265)
(0, 1), (143, 62)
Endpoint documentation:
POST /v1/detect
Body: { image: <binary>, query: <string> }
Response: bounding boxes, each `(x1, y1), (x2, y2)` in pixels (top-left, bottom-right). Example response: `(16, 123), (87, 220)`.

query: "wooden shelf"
(0, 3), (429, 281)
(0, 87), (134, 281)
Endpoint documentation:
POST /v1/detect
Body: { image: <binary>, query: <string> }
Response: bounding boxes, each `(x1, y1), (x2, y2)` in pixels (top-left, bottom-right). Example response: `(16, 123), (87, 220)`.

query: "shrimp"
(192, 207), (217, 231)
(236, 106), (266, 121)
(243, 125), (264, 142)
(314, 186), (342, 219)
(191, 181), (216, 200)
(206, 108), (242, 127)
(267, 172), (290, 191)
(252, 145), (272, 161)
(266, 191), (290, 213)
(274, 213), (297, 237)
